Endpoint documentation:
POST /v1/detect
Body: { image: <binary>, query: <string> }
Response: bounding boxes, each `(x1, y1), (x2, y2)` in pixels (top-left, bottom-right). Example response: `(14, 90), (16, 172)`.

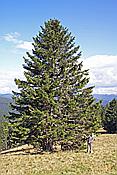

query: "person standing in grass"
(87, 134), (94, 153)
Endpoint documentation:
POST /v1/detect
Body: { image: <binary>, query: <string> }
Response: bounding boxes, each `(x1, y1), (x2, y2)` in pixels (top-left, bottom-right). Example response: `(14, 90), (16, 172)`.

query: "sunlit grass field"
(0, 134), (117, 175)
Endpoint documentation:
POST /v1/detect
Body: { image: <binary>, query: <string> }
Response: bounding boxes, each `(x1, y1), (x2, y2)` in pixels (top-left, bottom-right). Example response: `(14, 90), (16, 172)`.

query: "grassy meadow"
(0, 134), (117, 175)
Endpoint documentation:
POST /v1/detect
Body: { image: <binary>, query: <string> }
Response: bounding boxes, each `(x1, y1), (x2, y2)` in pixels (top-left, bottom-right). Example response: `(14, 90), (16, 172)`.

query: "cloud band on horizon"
(0, 33), (117, 95)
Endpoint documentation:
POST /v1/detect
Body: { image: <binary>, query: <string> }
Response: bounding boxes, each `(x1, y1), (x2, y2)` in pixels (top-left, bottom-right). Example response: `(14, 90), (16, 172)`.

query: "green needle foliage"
(8, 19), (101, 151)
(103, 98), (117, 133)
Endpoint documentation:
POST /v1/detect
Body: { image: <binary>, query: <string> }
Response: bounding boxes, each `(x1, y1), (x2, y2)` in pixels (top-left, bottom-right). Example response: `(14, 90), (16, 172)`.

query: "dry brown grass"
(0, 134), (117, 175)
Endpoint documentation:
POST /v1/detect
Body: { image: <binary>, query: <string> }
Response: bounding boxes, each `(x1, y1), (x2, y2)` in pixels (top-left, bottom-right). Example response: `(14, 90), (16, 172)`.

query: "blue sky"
(0, 0), (117, 94)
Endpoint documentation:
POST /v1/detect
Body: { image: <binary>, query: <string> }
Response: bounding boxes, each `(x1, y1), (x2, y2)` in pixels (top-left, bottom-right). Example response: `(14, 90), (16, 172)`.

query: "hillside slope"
(0, 134), (116, 175)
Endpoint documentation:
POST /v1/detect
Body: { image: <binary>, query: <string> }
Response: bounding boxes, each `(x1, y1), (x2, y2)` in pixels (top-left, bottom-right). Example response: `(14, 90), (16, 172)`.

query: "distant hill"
(0, 94), (12, 121)
(0, 93), (12, 99)
(93, 94), (117, 106)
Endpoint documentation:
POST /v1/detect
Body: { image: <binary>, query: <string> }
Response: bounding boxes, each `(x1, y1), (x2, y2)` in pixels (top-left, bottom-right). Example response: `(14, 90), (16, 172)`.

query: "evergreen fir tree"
(103, 98), (117, 133)
(8, 19), (101, 151)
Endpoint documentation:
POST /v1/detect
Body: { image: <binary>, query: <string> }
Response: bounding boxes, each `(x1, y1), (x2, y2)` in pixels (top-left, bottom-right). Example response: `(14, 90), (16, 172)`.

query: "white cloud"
(93, 87), (117, 95)
(1, 32), (33, 51)
(82, 55), (117, 94)
(0, 70), (24, 94)
(83, 55), (117, 69)
(16, 41), (33, 50)
(2, 32), (21, 43)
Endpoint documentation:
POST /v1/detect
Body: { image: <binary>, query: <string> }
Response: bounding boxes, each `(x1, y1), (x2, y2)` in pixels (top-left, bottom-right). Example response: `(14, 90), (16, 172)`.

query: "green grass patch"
(0, 134), (117, 175)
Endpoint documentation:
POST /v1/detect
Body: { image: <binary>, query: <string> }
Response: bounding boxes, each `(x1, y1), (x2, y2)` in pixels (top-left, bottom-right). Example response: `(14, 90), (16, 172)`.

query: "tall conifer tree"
(8, 19), (101, 150)
(103, 99), (117, 133)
